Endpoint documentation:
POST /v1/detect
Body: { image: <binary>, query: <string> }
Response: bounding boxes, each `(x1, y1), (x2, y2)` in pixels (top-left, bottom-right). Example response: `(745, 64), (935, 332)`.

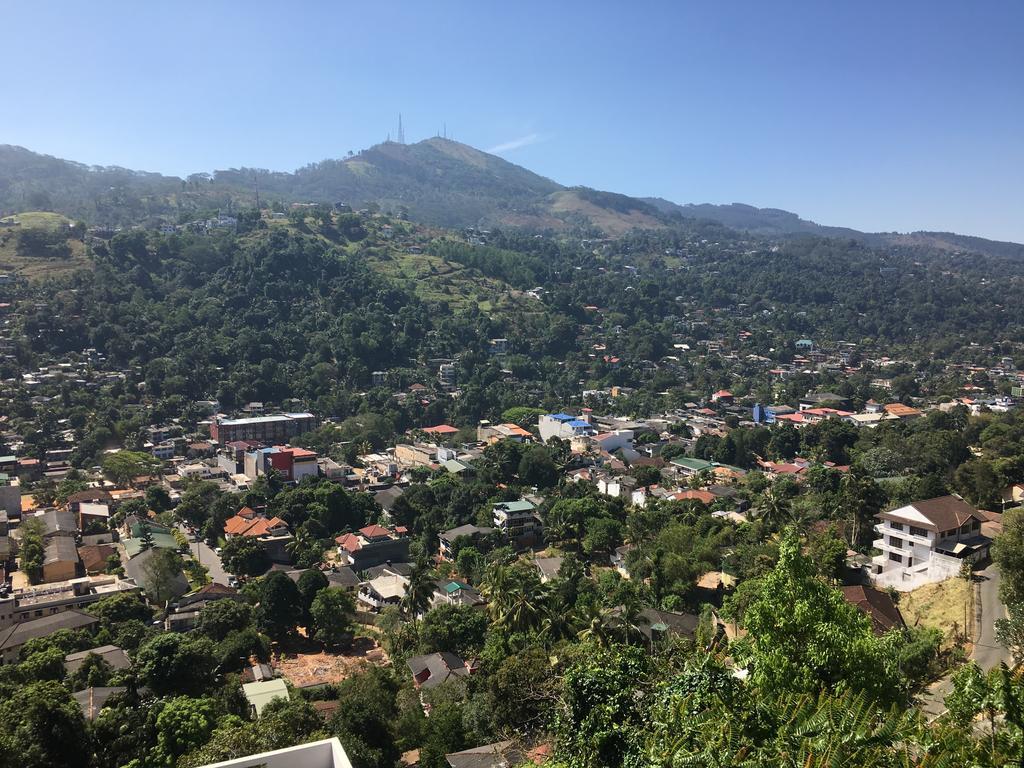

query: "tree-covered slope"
(3, 141), (1022, 257)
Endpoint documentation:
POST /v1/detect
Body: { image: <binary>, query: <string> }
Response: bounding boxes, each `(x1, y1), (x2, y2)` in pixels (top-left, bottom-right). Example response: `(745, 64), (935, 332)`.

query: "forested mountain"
(2, 140), (1021, 257)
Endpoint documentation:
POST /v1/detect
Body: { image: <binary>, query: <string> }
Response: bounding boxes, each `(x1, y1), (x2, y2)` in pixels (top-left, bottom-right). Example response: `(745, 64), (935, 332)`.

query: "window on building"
(888, 552), (902, 563)
(909, 526), (929, 538)
(889, 536), (903, 549)
(889, 522), (905, 531)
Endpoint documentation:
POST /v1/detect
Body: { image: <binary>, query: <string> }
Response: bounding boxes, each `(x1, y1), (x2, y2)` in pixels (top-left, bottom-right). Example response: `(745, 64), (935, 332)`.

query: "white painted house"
(538, 413), (595, 443)
(871, 496), (989, 590)
(197, 738), (352, 768)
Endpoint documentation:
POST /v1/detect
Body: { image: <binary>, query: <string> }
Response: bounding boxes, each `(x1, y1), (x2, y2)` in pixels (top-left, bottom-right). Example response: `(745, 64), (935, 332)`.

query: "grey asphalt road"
(973, 563), (1010, 671)
(177, 524), (230, 585)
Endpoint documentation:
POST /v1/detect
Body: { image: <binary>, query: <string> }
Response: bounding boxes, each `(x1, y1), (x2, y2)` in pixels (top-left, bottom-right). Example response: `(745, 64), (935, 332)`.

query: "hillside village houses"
(0, 310), (1021, 686)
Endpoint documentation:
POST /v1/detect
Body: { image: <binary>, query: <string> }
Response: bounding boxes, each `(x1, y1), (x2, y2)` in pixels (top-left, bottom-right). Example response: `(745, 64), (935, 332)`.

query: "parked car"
(227, 576), (239, 588)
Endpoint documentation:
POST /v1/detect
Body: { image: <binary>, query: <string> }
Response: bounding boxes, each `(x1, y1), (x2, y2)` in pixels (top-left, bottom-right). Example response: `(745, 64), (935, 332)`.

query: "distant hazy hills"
(1, 139), (1021, 257)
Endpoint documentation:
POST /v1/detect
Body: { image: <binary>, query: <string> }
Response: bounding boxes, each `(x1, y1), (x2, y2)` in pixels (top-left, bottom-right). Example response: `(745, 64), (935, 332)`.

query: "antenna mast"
(398, 113), (405, 145)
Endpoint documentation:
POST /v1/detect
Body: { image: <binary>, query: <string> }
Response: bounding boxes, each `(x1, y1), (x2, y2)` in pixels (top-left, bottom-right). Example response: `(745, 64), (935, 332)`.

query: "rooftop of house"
(0, 609), (98, 652)
(216, 412), (314, 426)
(422, 424), (460, 435)
(878, 496), (981, 532)
(361, 573), (410, 600)
(439, 524), (495, 542)
(242, 678), (290, 716)
(407, 651), (474, 689)
(841, 585), (906, 634)
(43, 508), (78, 535)
(122, 531), (180, 559)
(44, 535), (80, 565)
(638, 608), (700, 640)
(492, 500), (536, 515)
(224, 514), (288, 538)
(74, 687), (127, 721)
(65, 644), (132, 675)
(445, 740), (523, 768)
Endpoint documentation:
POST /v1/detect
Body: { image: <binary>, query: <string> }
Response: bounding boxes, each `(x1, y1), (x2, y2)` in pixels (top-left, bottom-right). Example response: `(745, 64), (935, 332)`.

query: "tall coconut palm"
(611, 597), (651, 646)
(576, 603), (614, 648)
(539, 585), (577, 644)
(401, 558), (436, 622)
(482, 563), (544, 634)
(758, 483), (792, 529)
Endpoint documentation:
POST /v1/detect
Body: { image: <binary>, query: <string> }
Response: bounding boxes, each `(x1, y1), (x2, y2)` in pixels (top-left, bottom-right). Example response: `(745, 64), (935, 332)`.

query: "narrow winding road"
(919, 563), (1011, 721)
(973, 563), (1010, 671)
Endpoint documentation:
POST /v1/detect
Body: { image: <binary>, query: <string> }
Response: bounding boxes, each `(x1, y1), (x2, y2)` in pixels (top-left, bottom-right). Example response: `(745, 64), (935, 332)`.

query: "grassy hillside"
(261, 212), (536, 315)
(0, 211), (91, 280)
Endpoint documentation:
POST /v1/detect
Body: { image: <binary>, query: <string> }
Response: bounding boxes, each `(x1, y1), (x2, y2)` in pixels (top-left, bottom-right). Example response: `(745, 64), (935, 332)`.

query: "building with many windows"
(210, 413), (318, 444)
(872, 496), (989, 590)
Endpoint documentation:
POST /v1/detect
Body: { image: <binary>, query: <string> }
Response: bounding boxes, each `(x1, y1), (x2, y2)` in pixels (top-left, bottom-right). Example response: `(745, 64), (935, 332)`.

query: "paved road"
(919, 564), (1011, 721)
(177, 524), (231, 585)
(973, 563), (1011, 671)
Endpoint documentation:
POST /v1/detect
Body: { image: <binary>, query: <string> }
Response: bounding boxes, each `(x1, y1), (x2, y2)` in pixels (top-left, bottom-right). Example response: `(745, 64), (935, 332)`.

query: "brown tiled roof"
(78, 543), (116, 574)
(65, 489), (113, 505)
(841, 585), (906, 634)
(879, 495), (981, 532)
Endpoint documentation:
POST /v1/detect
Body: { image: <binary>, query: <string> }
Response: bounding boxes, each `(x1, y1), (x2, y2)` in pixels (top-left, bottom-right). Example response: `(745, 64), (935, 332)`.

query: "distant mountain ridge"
(1, 140), (1020, 258)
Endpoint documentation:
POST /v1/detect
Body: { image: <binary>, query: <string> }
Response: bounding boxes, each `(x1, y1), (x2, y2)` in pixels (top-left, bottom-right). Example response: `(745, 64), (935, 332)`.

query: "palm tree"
(611, 598), (651, 646)
(539, 584), (577, 643)
(401, 559), (436, 622)
(758, 483), (792, 528)
(482, 564), (544, 634)
(576, 603), (614, 648)
(286, 526), (318, 563)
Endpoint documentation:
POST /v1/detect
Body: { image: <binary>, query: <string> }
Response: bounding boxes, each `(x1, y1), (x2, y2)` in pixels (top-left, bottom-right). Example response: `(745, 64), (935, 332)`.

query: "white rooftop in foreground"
(198, 738), (353, 768)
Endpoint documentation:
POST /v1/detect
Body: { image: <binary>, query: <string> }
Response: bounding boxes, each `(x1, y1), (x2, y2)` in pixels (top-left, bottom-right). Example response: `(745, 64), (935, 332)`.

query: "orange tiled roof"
(335, 533), (362, 552)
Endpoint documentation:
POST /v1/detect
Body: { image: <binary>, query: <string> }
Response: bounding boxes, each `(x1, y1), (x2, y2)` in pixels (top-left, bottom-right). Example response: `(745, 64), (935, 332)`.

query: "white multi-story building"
(438, 362), (457, 389)
(198, 738), (352, 768)
(872, 496), (988, 590)
(538, 413), (596, 443)
(492, 499), (541, 539)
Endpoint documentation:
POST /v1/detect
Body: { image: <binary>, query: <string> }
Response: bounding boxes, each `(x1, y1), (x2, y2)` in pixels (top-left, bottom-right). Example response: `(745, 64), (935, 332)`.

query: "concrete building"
(0, 576), (140, 630)
(0, 473), (19, 519)
(438, 524), (495, 561)
(43, 537), (81, 583)
(492, 499), (541, 540)
(438, 362), (457, 389)
(0, 609), (98, 664)
(195, 738), (353, 768)
(538, 413), (595, 443)
(210, 413), (318, 445)
(872, 496), (989, 590)
(336, 525), (410, 570)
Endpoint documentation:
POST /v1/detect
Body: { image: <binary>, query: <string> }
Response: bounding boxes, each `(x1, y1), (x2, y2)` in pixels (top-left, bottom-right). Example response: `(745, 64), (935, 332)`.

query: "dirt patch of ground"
(274, 636), (389, 688)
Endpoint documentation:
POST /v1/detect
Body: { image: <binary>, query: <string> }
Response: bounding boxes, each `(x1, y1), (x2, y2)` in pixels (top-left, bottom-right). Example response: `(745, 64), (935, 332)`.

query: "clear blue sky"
(3, 1), (1023, 241)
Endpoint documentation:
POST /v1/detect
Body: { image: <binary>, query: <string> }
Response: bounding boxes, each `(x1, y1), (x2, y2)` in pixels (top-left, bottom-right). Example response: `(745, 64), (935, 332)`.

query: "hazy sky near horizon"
(3, 2), (1023, 241)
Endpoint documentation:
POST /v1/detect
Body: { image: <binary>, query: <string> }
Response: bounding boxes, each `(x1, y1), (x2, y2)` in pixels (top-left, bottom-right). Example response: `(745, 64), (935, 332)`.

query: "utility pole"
(254, 173), (260, 211)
